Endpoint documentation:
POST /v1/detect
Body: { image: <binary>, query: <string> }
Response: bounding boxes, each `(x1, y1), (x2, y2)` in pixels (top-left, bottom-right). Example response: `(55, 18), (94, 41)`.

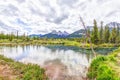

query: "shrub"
(97, 64), (114, 80)
(88, 56), (108, 79)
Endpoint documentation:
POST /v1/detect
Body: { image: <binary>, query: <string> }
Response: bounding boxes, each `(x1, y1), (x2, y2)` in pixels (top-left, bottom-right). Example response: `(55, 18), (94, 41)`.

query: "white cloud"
(0, 0), (120, 34)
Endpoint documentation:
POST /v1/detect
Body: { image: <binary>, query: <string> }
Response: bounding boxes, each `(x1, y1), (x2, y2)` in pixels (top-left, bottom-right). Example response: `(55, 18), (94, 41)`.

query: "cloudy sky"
(0, 0), (120, 34)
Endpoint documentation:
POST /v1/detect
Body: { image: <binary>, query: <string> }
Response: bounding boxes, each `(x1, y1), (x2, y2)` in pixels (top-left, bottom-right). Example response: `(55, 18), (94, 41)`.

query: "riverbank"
(0, 39), (120, 49)
(0, 55), (48, 80)
(88, 47), (120, 80)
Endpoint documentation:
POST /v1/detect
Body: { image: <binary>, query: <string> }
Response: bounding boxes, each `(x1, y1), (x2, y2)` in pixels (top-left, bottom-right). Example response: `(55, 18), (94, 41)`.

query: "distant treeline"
(0, 32), (30, 41)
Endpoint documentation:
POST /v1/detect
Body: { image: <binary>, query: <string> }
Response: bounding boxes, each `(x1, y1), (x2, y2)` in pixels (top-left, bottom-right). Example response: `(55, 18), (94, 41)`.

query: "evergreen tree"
(0, 32), (6, 39)
(117, 25), (119, 36)
(116, 25), (120, 43)
(109, 27), (117, 43)
(9, 32), (14, 41)
(104, 26), (110, 43)
(99, 21), (104, 43)
(91, 19), (99, 44)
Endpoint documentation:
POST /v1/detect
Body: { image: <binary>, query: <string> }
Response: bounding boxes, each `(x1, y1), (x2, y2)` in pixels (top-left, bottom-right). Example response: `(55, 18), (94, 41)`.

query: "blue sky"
(0, 0), (120, 34)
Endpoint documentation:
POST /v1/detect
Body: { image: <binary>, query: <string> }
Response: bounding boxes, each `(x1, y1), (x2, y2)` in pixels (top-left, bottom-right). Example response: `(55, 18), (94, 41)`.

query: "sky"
(0, 0), (120, 34)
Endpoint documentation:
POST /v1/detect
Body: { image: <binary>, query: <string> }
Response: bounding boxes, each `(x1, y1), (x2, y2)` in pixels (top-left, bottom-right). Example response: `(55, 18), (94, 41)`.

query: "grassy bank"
(88, 47), (120, 80)
(0, 55), (48, 80)
(0, 39), (120, 49)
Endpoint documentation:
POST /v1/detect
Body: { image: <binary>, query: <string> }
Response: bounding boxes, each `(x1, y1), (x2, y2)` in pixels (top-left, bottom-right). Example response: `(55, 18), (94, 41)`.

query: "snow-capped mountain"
(42, 30), (69, 38)
(63, 31), (69, 36)
(106, 22), (120, 28)
(51, 30), (58, 34)
(29, 30), (69, 38)
(51, 30), (69, 36)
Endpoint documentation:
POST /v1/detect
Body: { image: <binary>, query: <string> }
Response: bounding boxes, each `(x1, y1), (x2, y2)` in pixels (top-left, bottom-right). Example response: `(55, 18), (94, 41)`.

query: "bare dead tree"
(79, 17), (96, 57)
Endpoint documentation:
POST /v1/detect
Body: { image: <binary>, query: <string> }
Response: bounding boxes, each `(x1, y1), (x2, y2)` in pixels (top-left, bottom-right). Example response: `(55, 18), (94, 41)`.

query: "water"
(0, 45), (117, 80)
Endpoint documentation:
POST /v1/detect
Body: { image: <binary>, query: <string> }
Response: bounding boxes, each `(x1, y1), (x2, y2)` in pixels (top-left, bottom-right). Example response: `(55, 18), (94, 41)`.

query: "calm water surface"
(0, 45), (117, 80)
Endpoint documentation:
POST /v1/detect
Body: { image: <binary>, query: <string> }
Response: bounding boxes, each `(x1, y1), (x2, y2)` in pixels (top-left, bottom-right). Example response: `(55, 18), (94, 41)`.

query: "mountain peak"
(50, 30), (69, 36)
(106, 22), (120, 27)
(51, 30), (57, 34)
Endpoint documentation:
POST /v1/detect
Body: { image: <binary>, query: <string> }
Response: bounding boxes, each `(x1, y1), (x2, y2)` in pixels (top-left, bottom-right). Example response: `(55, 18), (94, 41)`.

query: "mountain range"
(0, 22), (120, 38)
(29, 22), (120, 38)
(106, 22), (120, 28)
(29, 30), (69, 38)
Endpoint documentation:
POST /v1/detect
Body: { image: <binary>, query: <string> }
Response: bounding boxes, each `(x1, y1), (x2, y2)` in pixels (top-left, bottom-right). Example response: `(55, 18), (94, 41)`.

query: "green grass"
(0, 39), (119, 49)
(88, 48), (120, 80)
(0, 55), (48, 80)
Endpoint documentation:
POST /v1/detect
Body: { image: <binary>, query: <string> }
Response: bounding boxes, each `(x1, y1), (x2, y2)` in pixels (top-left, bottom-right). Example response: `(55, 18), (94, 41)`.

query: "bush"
(108, 55), (117, 61)
(22, 64), (47, 80)
(91, 56), (108, 68)
(97, 64), (115, 80)
(88, 56), (108, 79)
(88, 54), (120, 80)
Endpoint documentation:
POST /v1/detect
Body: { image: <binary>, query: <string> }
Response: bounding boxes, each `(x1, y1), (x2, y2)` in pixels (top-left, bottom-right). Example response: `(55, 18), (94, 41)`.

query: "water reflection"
(0, 45), (117, 79)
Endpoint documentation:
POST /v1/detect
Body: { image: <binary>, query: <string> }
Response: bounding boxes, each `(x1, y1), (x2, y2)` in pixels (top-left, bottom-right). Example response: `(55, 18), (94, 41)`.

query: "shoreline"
(0, 41), (119, 48)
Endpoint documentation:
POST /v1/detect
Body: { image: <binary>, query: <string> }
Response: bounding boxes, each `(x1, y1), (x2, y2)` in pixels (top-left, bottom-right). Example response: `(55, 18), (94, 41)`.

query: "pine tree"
(99, 21), (103, 43)
(116, 25), (120, 43)
(109, 27), (117, 43)
(104, 26), (110, 43)
(91, 19), (99, 44)
(117, 25), (119, 36)
(9, 32), (14, 41)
